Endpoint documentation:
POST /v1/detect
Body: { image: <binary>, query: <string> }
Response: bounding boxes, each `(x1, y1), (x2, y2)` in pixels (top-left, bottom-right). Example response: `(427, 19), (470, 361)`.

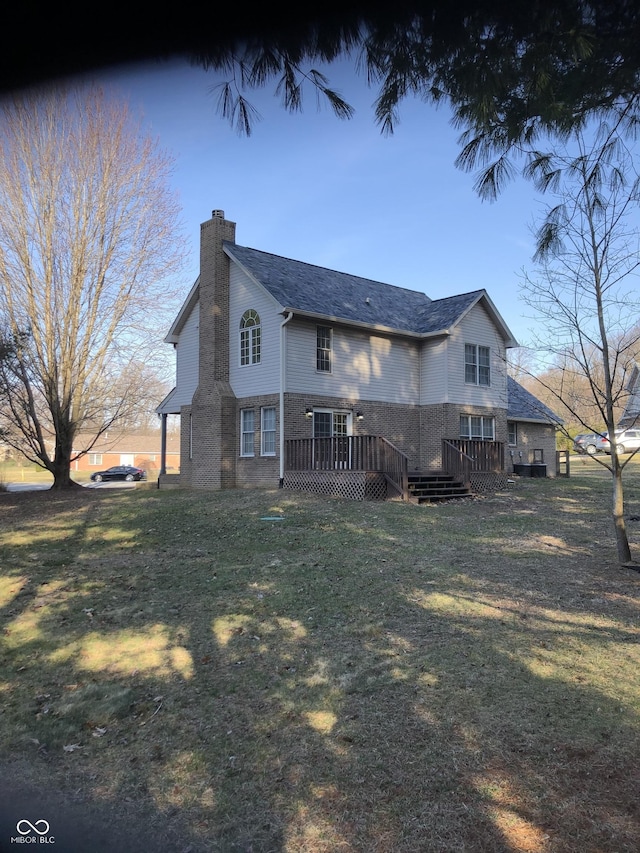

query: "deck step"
(407, 472), (471, 503)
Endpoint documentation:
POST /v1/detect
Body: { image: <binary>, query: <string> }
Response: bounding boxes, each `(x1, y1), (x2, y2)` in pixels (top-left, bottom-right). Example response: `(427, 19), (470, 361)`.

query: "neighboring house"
(619, 363), (640, 428)
(157, 210), (560, 498)
(71, 432), (180, 477)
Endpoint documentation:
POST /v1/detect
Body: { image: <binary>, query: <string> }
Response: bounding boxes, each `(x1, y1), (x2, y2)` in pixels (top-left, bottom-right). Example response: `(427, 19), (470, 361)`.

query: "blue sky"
(102, 58), (545, 347)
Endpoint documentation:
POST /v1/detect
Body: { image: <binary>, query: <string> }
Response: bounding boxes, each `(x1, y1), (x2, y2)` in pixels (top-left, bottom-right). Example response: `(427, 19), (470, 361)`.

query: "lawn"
(0, 467), (639, 851)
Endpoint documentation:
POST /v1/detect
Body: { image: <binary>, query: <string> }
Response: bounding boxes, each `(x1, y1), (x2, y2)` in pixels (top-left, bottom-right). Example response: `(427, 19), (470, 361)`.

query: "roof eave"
(156, 387), (181, 415)
(164, 276), (200, 344)
(280, 308), (450, 339)
(510, 416), (564, 425)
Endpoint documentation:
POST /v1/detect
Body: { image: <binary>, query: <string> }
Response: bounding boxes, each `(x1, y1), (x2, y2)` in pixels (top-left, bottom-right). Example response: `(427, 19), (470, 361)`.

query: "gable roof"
(225, 243), (517, 343)
(507, 377), (563, 424)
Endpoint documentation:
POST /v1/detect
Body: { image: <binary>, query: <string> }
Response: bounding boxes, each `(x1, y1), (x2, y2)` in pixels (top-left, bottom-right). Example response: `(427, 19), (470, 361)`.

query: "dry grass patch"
(0, 474), (639, 851)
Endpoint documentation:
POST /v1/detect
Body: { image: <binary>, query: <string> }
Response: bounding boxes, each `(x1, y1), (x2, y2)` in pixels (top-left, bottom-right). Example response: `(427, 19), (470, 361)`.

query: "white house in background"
(157, 210), (560, 499)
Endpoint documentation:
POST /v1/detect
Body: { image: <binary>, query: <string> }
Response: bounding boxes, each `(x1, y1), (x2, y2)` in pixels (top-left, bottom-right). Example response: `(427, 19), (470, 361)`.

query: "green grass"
(0, 460), (97, 486)
(1, 470), (639, 851)
(0, 461), (53, 484)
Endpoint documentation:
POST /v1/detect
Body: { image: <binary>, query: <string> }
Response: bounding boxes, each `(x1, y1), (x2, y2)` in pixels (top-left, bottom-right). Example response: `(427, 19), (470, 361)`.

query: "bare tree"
(521, 126), (640, 565)
(0, 86), (186, 488)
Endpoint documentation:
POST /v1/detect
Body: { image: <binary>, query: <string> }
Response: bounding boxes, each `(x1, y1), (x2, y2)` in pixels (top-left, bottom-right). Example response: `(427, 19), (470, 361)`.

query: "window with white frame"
(240, 409), (255, 456)
(508, 421), (517, 445)
(465, 343), (491, 386)
(316, 325), (332, 372)
(460, 415), (495, 440)
(261, 407), (276, 456)
(88, 453), (103, 465)
(240, 309), (261, 366)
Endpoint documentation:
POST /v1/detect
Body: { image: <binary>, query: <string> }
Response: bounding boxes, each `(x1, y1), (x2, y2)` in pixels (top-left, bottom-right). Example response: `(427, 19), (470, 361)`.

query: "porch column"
(160, 413), (167, 476)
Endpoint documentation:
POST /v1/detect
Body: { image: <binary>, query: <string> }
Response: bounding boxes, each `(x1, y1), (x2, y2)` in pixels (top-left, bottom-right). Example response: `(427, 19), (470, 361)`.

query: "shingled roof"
(507, 377), (563, 424)
(225, 243), (515, 341)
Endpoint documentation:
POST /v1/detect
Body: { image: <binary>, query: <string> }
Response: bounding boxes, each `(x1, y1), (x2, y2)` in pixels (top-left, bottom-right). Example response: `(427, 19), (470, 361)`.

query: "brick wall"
(420, 403), (508, 469)
(235, 393), (280, 488)
(283, 393), (421, 467)
(179, 406), (193, 486)
(508, 422), (558, 477)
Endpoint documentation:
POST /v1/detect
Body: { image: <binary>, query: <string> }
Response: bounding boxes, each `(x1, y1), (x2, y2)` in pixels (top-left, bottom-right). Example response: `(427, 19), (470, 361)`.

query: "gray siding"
(286, 319), (420, 404)
(229, 263), (282, 397)
(420, 337), (448, 404)
(446, 304), (508, 409)
(172, 301), (200, 407)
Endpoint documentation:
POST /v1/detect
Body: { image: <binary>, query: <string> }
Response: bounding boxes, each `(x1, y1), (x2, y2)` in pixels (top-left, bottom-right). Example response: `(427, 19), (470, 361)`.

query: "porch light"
(356, 411), (364, 420)
(305, 408), (313, 418)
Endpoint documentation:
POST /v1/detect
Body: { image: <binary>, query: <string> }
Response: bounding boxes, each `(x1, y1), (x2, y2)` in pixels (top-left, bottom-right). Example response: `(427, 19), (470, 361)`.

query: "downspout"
(279, 311), (294, 487)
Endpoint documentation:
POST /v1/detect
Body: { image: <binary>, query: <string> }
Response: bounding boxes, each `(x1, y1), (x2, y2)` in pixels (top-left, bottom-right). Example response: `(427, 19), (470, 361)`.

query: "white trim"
(261, 406), (277, 456)
(164, 276), (200, 344)
(240, 409), (255, 457)
(316, 324), (333, 373)
(239, 309), (261, 366)
(464, 343), (491, 387)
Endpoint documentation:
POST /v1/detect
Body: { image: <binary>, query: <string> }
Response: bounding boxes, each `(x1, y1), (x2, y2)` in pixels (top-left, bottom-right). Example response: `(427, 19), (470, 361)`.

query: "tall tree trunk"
(50, 439), (81, 490)
(611, 456), (632, 564)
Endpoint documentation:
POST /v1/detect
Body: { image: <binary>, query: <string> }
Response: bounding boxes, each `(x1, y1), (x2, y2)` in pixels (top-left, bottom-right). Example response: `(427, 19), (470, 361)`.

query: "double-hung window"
(88, 453), (103, 466)
(460, 415), (495, 441)
(240, 409), (255, 456)
(316, 325), (332, 372)
(240, 310), (261, 366)
(465, 344), (490, 386)
(261, 407), (276, 456)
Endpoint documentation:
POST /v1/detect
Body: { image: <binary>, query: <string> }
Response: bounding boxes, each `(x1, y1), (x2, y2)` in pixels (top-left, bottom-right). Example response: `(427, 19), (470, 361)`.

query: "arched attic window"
(240, 309), (261, 365)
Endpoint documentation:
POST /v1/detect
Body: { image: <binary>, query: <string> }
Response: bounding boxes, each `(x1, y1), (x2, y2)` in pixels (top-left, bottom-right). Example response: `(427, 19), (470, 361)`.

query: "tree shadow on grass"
(0, 487), (639, 851)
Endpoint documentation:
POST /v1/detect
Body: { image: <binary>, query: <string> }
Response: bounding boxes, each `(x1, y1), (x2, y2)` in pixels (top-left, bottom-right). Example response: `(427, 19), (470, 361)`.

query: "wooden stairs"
(407, 471), (471, 503)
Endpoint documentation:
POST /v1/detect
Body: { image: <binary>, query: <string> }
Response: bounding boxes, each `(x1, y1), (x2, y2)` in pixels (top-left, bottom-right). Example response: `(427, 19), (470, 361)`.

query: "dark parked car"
(90, 465), (146, 482)
(572, 433), (604, 455)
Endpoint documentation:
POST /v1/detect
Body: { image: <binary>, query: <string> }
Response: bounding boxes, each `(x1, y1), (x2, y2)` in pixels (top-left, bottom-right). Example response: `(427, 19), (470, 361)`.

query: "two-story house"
(157, 210), (559, 499)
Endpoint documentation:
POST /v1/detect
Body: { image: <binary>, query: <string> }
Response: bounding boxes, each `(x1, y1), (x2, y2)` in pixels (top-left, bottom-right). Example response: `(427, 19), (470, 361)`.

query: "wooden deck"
(284, 436), (505, 501)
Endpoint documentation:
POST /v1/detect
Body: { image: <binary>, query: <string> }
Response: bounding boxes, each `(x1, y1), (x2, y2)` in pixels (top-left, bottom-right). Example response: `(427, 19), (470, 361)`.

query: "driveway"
(6, 481), (139, 492)
(83, 481), (139, 490)
(5, 483), (52, 492)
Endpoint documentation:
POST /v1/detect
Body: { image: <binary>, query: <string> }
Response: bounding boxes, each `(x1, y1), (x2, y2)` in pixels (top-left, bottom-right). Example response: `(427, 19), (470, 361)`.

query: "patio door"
(313, 410), (352, 468)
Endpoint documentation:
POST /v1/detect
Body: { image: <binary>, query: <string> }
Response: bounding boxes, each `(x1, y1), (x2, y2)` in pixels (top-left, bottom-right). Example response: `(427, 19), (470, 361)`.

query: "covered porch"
(284, 436), (506, 501)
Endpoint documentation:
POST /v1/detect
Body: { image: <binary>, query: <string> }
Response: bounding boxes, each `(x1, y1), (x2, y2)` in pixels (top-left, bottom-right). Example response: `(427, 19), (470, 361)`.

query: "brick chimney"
(198, 209), (236, 384)
(189, 210), (238, 489)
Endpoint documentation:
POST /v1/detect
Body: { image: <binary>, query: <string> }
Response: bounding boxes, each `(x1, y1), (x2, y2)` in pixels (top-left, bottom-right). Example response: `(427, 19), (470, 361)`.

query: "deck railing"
(285, 435), (409, 500)
(442, 438), (504, 487)
(285, 436), (503, 499)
